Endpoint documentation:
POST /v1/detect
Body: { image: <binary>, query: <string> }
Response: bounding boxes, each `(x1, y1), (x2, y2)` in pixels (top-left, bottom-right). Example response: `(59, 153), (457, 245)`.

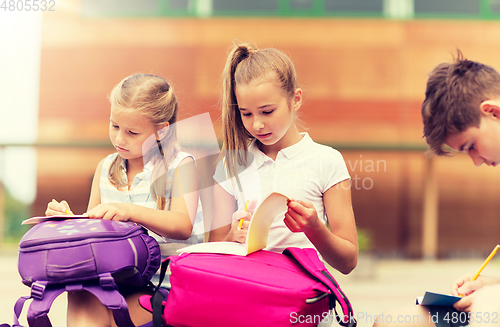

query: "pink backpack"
(140, 247), (357, 327)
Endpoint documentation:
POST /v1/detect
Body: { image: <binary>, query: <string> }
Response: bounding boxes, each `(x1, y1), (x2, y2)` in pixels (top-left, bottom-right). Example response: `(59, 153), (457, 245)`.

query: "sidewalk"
(329, 257), (500, 326)
(1, 251), (499, 327)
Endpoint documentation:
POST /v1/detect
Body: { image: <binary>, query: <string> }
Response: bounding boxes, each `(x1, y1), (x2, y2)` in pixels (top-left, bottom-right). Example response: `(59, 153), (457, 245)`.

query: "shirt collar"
(248, 132), (312, 168)
(280, 132), (312, 159)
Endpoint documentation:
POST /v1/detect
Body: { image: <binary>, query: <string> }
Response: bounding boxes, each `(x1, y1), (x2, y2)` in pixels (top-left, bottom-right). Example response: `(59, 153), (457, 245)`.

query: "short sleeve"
(321, 148), (350, 192)
(213, 159), (236, 197)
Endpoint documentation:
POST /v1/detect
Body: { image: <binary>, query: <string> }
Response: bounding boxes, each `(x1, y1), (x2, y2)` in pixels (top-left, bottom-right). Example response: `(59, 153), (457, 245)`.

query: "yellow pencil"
(238, 200), (250, 230)
(52, 199), (73, 216)
(472, 244), (500, 281)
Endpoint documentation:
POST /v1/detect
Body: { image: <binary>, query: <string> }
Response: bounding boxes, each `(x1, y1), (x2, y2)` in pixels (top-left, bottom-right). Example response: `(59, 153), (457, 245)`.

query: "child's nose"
(470, 154), (484, 167)
(115, 131), (126, 145)
(253, 119), (264, 130)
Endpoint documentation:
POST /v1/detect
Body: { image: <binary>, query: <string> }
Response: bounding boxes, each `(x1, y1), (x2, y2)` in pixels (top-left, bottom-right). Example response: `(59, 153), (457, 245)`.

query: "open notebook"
(22, 215), (88, 225)
(178, 192), (290, 256)
(416, 291), (461, 306)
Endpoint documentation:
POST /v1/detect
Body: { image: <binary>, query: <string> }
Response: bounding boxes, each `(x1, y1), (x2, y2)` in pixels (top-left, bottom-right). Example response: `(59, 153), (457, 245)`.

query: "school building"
(20, 0), (500, 258)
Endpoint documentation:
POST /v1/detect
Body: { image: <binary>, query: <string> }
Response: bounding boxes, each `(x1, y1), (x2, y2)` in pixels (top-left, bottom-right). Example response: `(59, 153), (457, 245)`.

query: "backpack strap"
(10, 295), (31, 327)
(283, 247), (357, 327)
(78, 283), (135, 327)
(23, 274), (136, 327)
(26, 281), (66, 327)
(150, 257), (172, 327)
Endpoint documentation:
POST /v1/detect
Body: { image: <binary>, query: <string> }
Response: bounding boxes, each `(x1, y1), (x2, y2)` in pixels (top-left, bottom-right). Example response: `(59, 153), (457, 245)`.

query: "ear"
(155, 122), (170, 141)
(292, 88), (302, 112)
(479, 100), (500, 119)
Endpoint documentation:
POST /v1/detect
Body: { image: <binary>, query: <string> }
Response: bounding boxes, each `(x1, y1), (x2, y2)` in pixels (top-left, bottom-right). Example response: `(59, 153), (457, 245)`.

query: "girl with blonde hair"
(47, 73), (203, 326)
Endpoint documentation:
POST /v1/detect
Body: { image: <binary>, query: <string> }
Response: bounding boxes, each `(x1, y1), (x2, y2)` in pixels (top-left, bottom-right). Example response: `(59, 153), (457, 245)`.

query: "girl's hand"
(46, 199), (73, 216)
(451, 274), (500, 297)
(85, 203), (134, 222)
(225, 199), (257, 243)
(284, 199), (322, 234)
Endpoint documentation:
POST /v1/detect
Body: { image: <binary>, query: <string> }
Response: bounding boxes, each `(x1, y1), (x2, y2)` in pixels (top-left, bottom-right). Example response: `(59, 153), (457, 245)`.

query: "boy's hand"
(284, 199), (322, 234)
(46, 199), (73, 216)
(454, 291), (475, 312)
(85, 203), (133, 222)
(451, 274), (500, 297)
(454, 283), (500, 313)
(466, 284), (500, 316)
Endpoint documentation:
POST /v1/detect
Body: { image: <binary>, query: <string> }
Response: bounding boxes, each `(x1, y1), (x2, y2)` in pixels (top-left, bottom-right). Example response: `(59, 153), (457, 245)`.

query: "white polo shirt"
(214, 133), (350, 253)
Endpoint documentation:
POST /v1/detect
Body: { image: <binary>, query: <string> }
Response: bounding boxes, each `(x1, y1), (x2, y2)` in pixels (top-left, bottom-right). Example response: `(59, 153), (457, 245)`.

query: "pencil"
(472, 244), (500, 281)
(238, 200), (250, 230)
(52, 199), (73, 216)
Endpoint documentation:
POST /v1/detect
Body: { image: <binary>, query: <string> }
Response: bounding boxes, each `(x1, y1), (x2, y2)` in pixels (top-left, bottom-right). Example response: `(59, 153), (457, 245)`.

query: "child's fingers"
(234, 215), (249, 231)
(60, 200), (73, 214)
(85, 206), (103, 219)
(49, 199), (73, 215)
(233, 210), (251, 222)
(453, 294), (474, 312)
(238, 220), (250, 230)
(451, 274), (473, 296)
(246, 199), (258, 214)
(290, 199), (314, 210)
(285, 206), (300, 221)
(284, 212), (301, 232)
(283, 215), (293, 231)
(232, 220), (249, 243)
(47, 200), (68, 215)
(99, 209), (118, 220)
(457, 280), (482, 297)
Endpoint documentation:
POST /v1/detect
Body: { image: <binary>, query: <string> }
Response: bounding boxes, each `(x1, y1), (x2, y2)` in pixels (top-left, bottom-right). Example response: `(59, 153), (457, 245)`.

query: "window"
(414, 0), (481, 17)
(81, 0), (159, 16)
(324, 0), (384, 14)
(290, 0), (313, 11)
(212, 0), (278, 15)
(78, 0), (500, 19)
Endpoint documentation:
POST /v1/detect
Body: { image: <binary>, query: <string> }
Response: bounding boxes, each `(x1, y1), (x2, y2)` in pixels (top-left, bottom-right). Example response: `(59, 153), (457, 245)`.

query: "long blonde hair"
(221, 42), (299, 179)
(108, 73), (179, 210)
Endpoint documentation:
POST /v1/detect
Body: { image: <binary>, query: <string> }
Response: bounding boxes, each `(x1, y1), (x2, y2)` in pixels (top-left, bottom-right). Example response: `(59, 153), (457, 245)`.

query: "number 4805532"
(1, 0), (56, 11)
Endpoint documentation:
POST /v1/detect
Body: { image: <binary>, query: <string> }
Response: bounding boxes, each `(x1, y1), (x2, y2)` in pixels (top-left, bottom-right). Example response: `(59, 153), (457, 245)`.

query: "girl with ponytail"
(211, 43), (358, 276)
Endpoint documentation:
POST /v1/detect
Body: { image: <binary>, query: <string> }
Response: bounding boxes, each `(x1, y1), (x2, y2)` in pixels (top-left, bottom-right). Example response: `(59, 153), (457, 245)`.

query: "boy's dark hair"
(422, 50), (500, 155)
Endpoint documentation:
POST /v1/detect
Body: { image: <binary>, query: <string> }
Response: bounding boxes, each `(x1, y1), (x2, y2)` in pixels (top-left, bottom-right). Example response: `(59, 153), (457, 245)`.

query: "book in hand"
(178, 192), (290, 256)
(416, 291), (461, 306)
(22, 215), (88, 225)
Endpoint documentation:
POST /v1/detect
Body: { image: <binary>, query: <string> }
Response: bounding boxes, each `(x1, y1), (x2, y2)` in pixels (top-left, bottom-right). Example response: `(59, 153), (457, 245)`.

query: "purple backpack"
(7, 218), (161, 327)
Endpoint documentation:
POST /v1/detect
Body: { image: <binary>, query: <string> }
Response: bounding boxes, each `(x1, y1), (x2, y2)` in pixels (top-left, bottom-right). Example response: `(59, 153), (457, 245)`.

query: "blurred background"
(2, 0), (500, 260)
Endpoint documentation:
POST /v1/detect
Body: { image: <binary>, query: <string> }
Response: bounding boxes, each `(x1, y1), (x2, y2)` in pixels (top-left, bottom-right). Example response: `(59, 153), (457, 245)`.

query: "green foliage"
(3, 190), (30, 243)
(357, 228), (372, 252)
